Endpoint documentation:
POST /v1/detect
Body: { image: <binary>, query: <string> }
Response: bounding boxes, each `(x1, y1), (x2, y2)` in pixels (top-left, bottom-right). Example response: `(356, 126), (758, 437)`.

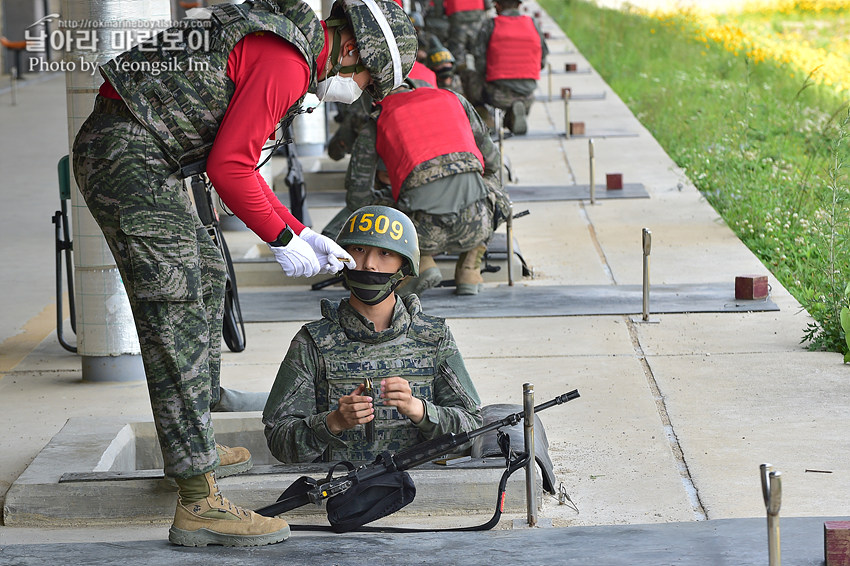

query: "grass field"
(538, 0), (850, 356)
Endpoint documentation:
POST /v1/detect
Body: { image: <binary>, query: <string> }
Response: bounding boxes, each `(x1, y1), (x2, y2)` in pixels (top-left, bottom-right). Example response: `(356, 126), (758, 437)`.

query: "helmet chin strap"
(343, 268), (408, 305)
(324, 20), (366, 77)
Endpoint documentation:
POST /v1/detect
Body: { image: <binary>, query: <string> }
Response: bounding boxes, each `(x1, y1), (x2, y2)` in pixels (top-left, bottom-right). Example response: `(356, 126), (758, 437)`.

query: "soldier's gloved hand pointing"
(299, 227), (357, 274)
(267, 230), (322, 277)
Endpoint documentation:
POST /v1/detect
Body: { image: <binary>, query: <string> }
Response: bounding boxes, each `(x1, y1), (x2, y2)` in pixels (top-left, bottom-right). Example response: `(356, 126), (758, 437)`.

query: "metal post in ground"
(563, 95), (570, 139)
(523, 383), (537, 527)
(631, 228), (659, 324)
(761, 463), (782, 566)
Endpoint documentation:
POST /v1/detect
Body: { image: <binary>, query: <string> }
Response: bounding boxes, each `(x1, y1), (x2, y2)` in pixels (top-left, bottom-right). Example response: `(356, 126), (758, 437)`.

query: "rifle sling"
(284, 452), (530, 533)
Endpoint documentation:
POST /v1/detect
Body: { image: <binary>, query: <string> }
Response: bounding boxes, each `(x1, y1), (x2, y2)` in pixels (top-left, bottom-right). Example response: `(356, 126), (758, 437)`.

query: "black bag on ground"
(326, 467), (416, 533)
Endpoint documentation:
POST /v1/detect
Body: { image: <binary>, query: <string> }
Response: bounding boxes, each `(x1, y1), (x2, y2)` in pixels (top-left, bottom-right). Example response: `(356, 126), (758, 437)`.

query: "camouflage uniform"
(71, 0), (324, 479)
(101, 1), (324, 170)
(263, 294), (482, 463)
(340, 84), (510, 255)
(423, 0), (451, 46)
(447, 8), (489, 69)
(326, 95), (374, 161)
(464, 7), (548, 120)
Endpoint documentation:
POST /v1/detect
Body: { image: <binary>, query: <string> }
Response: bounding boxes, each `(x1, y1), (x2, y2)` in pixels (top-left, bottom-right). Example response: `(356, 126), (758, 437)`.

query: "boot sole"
(216, 455), (253, 479)
(168, 524), (290, 547)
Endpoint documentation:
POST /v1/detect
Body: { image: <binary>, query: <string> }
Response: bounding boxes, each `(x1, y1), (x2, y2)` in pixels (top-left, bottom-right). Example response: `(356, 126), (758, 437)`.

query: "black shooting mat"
(280, 183), (648, 209)
(240, 283), (778, 322)
(534, 91), (607, 102)
(546, 67), (593, 75)
(0, 516), (834, 565)
(505, 129), (640, 140)
(508, 182), (649, 201)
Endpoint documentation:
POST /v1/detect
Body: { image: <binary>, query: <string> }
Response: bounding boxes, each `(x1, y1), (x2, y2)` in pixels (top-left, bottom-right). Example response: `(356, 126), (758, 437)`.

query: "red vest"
(376, 88), (484, 200)
(443, 0), (484, 16)
(407, 61), (438, 87)
(486, 15), (542, 81)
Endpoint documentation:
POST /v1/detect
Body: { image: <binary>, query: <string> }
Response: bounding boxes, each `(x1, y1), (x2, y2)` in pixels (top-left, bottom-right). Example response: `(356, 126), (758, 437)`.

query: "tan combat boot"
(169, 471), (290, 547)
(397, 255), (442, 297)
(216, 444), (252, 478)
(454, 244), (487, 295)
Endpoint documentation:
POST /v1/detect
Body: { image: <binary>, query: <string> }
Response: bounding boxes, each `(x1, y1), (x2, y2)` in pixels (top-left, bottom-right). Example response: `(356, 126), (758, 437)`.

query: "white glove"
(299, 227), (357, 274)
(267, 234), (321, 277)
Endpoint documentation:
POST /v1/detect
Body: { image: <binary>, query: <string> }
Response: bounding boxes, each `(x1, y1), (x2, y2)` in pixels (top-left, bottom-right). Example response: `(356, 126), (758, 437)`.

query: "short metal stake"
(523, 383), (537, 527)
(564, 95), (570, 139)
(631, 228), (659, 324)
(547, 62), (552, 102)
(761, 463), (782, 566)
(588, 138), (596, 205)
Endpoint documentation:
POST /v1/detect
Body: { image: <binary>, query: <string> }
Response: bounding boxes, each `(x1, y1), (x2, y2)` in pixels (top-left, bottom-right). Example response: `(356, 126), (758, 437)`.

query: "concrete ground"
(1, 1), (848, 563)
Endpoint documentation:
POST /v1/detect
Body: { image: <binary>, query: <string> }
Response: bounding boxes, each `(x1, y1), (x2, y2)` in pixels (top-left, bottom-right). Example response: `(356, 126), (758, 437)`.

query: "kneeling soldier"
(340, 80), (510, 296)
(464, 0), (548, 134)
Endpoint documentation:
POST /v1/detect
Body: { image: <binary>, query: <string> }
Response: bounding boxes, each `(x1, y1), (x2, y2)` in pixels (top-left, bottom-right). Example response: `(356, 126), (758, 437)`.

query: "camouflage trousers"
(447, 12), (485, 68)
(72, 96), (224, 479)
(408, 197), (493, 256)
(462, 70), (536, 113)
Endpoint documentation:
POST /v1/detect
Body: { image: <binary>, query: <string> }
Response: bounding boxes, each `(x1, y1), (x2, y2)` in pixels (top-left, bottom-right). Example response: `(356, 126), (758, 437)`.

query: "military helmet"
(336, 205), (420, 276)
(332, 0), (417, 101)
(426, 41), (455, 73)
(409, 10), (425, 28)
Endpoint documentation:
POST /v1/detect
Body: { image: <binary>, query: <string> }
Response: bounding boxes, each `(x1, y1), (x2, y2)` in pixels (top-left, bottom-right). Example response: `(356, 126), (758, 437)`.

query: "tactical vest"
(375, 88), (483, 200)
(443, 0), (484, 16)
(100, 0), (324, 171)
(305, 300), (445, 462)
(408, 61), (437, 87)
(486, 15), (542, 81)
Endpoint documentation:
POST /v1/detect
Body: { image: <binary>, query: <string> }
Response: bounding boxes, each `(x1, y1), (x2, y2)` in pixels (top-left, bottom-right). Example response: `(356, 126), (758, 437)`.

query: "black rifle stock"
(280, 125), (310, 225)
(256, 389), (580, 518)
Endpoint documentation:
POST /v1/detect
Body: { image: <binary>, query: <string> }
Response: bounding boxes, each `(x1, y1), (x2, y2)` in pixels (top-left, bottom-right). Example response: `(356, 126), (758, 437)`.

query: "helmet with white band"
(330, 0), (416, 100)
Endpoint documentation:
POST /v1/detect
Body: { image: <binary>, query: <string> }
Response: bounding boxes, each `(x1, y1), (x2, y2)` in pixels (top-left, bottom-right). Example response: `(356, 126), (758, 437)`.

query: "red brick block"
(606, 173), (623, 190)
(735, 275), (768, 300)
(561, 87), (572, 99)
(569, 122), (585, 135)
(825, 521), (850, 566)
(565, 63), (578, 72)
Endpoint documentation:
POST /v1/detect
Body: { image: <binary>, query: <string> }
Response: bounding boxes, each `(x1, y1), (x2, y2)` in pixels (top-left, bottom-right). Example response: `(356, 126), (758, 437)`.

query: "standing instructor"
(72, 0), (415, 547)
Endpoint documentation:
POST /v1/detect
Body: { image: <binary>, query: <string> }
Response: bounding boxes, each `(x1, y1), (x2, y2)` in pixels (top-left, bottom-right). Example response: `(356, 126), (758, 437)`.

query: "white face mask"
(316, 74), (364, 104)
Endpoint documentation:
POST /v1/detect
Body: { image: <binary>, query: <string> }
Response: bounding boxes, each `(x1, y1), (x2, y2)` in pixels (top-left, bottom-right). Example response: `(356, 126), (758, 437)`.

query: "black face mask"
(343, 268), (406, 305)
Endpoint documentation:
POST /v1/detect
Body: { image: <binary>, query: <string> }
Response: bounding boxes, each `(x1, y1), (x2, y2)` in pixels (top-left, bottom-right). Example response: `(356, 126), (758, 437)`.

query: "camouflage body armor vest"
(305, 299), (445, 462)
(100, 0), (324, 172)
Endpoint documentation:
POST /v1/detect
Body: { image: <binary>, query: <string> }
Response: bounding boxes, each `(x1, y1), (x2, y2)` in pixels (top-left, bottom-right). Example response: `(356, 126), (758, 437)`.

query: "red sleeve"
(206, 32), (310, 242)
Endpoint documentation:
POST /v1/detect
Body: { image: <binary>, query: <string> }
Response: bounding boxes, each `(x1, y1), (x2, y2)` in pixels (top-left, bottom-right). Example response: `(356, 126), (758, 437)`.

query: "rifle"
(256, 389), (580, 528)
(277, 124), (311, 226)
